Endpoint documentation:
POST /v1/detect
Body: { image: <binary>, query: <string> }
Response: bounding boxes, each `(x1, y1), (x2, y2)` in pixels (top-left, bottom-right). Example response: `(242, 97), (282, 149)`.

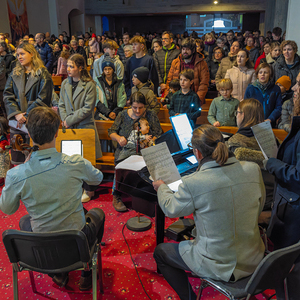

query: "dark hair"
(0, 117), (9, 136)
(227, 30), (234, 35)
(0, 41), (8, 52)
(123, 32), (130, 38)
(68, 54), (92, 82)
(213, 46), (225, 56)
(272, 27), (282, 37)
(169, 78), (180, 91)
(255, 62), (273, 80)
(238, 98), (264, 128)
(181, 37), (196, 53)
(130, 91), (146, 105)
(179, 69), (194, 81)
(26, 107), (61, 145)
(191, 124), (228, 166)
(153, 39), (162, 48)
(162, 31), (174, 40)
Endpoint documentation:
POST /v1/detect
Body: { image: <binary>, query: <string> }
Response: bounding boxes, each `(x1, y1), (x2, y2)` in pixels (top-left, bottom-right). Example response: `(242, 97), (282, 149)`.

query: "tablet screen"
(61, 140), (83, 156)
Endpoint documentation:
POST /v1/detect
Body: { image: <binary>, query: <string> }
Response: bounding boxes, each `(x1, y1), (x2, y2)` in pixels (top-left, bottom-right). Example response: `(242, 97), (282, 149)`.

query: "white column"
(48, 0), (59, 36)
(286, 0), (300, 49)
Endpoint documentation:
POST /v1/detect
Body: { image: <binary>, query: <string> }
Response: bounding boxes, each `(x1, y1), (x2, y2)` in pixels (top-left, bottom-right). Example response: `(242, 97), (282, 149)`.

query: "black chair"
(2, 229), (104, 300)
(197, 240), (300, 300)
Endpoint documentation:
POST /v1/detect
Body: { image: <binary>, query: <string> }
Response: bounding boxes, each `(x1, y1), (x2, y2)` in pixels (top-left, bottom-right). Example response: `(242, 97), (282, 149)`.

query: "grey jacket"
(278, 98), (293, 133)
(153, 45), (180, 84)
(157, 157), (265, 282)
(59, 78), (102, 158)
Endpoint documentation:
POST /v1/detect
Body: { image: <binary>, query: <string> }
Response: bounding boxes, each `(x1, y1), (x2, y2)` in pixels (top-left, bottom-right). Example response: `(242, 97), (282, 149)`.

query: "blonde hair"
(191, 124), (228, 166)
(216, 78), (233, 91)
(13, 43), (46, 76)
(102, 39), (119, 50)
(129, 36), (147, 53)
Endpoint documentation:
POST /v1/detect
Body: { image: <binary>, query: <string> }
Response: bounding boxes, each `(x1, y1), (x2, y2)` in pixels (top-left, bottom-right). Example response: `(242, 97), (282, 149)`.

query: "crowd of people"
(0, 25), (299, 299)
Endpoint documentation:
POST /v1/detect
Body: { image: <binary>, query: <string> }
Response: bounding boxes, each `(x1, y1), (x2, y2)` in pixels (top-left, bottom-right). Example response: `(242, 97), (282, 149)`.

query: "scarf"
(252, 79), (272, 93)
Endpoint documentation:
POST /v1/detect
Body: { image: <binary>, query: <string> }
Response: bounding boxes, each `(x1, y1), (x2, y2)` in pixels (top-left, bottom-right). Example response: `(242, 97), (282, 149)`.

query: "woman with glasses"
(153, 124), (265, 300)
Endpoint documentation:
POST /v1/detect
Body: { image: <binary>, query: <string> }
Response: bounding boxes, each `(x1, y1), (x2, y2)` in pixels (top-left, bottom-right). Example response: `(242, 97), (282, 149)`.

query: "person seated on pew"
(153, 124), (265, 300)
(227, 98), (275, 225)
(207, 78), (239, 127)
(168, 69), (201, 126)
(0, 107), (105, 291)
(108, 91), (162, 212)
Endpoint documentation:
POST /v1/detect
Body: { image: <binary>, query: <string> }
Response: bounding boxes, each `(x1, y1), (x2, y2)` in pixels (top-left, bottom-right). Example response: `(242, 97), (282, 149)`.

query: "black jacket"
(3, 68), (53, 119)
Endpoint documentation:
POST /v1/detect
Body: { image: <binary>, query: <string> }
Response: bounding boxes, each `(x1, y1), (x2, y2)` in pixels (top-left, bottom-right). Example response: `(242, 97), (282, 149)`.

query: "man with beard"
(215, 41), (242, 82)
(165, 37), (209, 105)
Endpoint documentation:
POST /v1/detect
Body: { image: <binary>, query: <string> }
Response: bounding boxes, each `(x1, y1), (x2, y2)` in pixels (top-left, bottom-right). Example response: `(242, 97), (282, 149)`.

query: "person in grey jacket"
(153, 31), (180, 93)
(153, 124), (265, 300)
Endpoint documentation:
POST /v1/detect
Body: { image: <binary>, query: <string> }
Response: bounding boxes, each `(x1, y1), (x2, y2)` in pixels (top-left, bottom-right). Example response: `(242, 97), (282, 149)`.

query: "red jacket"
(254, 52), (266, 70)
(166, 53), (209, 104)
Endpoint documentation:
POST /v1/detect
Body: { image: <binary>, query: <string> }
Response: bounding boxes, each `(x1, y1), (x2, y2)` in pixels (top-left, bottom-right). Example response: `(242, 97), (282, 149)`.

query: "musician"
(0, 107), (105, 291)
(153, 124), (265, 300)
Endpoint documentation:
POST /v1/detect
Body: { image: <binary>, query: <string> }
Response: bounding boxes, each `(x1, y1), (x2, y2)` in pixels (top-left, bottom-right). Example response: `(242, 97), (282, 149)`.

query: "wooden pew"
(52, 75), (62, 95)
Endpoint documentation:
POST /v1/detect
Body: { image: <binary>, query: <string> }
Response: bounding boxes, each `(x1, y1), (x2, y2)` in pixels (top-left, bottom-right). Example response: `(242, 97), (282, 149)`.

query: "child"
(123, 35), (159, 98)
(276, 75), (292, 102)
(95, 57), (126, 120)
(207, 78), (240, 127)
(131, 66), (160, 114)
(117, 117), (154, 162)
(0, 117), (10, 186)
(161, 78), (180, 109)
(56, 44), (70, 79)
(168, 69), (201, 126)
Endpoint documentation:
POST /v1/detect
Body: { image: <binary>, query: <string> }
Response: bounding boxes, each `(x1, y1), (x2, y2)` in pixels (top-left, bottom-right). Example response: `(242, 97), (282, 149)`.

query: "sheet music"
(251, 121), (278, 159)
(141, 142), (181, 185)
(115, 155), (146, 171)
(8, 120), (28, 134)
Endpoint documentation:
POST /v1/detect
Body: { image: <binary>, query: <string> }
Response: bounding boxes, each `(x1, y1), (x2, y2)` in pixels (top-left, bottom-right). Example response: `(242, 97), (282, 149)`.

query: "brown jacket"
(166, 53), (209, 104)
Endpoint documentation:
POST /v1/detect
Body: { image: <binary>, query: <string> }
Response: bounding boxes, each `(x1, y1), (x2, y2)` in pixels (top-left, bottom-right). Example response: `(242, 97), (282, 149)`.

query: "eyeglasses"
(234, 110), (243, 116)
(187, 142), (194, 150)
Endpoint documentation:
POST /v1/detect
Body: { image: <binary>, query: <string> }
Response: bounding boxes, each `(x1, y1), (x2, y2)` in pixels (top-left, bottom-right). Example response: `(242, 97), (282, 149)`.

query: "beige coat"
(225, 66), (256, 101)
(157, 157), (265, 282)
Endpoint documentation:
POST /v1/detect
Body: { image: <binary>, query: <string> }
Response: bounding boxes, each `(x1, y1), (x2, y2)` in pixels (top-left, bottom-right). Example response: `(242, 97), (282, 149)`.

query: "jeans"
(154, 243), (197, 300)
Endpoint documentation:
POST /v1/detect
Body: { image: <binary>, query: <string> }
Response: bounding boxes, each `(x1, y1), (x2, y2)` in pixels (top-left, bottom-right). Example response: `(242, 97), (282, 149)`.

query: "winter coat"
(204, 42), (217, 60)
(35, 42), (53, 72)
(157, 156), (265, 282)
(88, 39), (100, 53)
(225, 66), (256, 101)
(207, 58), (221, 81)
(273, 54), (300, 87)
(117, 45), (126, 65)
(93, 54), (124, 81)
(131, 80), (160, 114)
(254, 52), (266, 70)
(95, 74), (126, 119)
(0, 58), (5, 91)
(56, 57), (68, 76)
(244, 82), (282, 126)
(215, 54), (237, 82)
(153, 44), (180, 84)
(245, 47), (260, 65)
(1, 53), (15, 77)
(3, 68), (53, 120)
(58, 78), (102, 159)
(266, 116), (300, 249)
(70, 46), (87, 62)
(166, 53), (209, 104)
(52, 50), (61, 75)
(278, 98), (293, 133)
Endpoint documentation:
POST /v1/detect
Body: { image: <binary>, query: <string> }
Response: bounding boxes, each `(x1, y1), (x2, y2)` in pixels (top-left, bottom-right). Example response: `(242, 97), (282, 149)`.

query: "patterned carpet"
(0, 179), (275, 300)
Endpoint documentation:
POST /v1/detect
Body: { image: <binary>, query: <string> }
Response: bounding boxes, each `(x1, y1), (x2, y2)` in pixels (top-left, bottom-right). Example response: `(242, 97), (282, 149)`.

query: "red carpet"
(0, 182), (275, 299)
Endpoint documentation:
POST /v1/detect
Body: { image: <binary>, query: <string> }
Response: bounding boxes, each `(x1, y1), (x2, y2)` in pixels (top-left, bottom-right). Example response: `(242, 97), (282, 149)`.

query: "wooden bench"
(52, 75), (62, 95)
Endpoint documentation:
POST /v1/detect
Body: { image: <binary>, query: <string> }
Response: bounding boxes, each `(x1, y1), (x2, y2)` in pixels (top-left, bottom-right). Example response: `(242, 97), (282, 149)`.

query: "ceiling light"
(212, 20), (225, 28)
(214, 1), (219, 4)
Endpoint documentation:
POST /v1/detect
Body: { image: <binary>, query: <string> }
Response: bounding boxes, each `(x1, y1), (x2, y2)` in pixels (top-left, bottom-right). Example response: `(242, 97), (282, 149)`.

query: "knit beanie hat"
(92, 33), (96, 38)
(276, 75), (292, 91)
(102, 57), (115, 71)
(132, 67), (149, 83)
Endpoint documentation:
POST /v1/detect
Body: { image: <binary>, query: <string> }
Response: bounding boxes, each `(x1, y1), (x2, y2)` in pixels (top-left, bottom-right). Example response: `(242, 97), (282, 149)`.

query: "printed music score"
(141, 142), (181, 186)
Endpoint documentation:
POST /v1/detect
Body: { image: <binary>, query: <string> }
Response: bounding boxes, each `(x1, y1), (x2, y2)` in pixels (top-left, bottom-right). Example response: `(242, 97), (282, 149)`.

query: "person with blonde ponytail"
(152, 124), (265, 300)
(59, 54), (102, 202)
(4, 42), (53, 164)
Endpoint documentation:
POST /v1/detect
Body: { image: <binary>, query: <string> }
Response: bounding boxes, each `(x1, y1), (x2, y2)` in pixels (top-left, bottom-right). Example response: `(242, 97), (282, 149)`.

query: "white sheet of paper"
(8, 120), (28, 134)
(61, 140), (83, 156)
(251, 121), (278, 159)
(115, 155), (146, 171)
(167, 179), (183, 192)
(141, 142), (181, 185)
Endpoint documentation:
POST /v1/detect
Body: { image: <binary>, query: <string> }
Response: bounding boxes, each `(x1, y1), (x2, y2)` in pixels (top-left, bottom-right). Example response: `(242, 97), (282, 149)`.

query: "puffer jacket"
(3, 68), (53, 119)
(225, 66), (256, 101)
(153, 44), (180, 84)
(278, 98), (293, 133)
(35, 42), (53, 72)
(204, 42), (217, 60)
(215, 54), (237, 82)
(166, 53), (209, 104)
(207, 58), (221, 81)
(273, 54), (300, 87)
(131, 80), (160, 114)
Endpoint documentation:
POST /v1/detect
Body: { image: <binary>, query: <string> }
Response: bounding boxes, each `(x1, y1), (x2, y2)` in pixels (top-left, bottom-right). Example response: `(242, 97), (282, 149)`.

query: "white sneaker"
(81, 190), (91, 203)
